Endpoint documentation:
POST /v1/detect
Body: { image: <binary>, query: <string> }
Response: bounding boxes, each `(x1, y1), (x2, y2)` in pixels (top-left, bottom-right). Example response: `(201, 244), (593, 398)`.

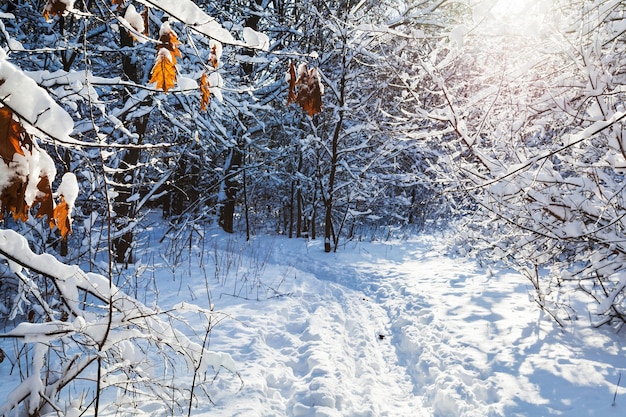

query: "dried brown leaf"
(0, 106), (30, 162)
(286, 63), (323, 116)
(1, 180), (28, 223)
(200, 72), (211, 112)
(53, 195), (72, 239)
(209, 45), (219, 69)
(0, 107), (34, 223)
(141, 7), (149, 36)
(157, 28), (182, 64)
(149, 49), (177, 92)
(286, 62), (297, 106)
(43, 0), (68, 21)
(34, 175), (54, 228)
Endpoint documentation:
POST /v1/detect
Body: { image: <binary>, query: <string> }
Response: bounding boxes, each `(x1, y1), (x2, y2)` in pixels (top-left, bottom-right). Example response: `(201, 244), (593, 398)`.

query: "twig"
(613, 372), (621, 406)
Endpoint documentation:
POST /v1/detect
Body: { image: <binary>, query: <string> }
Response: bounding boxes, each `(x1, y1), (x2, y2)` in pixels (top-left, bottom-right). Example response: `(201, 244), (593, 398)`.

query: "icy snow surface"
(153, 234), (626, 417)
(2, 232), (625, 416)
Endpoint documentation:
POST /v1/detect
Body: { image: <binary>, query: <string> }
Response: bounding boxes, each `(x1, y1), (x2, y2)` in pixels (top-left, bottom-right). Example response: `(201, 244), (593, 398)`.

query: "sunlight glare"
(491, 0), (528, 19)
(482, 0), (554, 38)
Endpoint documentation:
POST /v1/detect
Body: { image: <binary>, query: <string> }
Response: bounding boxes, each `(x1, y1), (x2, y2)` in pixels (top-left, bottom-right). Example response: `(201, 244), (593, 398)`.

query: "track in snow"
(159, 235), (626, 417)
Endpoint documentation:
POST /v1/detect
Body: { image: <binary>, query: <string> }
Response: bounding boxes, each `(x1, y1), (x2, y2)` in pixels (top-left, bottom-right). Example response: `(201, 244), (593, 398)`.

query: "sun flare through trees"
(1, 0), (626, 415)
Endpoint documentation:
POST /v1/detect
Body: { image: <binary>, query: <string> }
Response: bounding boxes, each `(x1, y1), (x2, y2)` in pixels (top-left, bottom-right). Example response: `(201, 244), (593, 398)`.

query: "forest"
(1, 0), (626, 415)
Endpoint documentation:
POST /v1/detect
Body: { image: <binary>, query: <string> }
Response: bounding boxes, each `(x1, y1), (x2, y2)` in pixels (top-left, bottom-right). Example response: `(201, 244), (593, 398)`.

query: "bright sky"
(491, 0), (529, 18)
(482, 0), (554, 37)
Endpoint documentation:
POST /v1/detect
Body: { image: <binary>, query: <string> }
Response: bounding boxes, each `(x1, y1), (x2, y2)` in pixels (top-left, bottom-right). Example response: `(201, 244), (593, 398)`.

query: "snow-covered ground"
(2, 231), (626, 416)
(155, 233), (626, 417)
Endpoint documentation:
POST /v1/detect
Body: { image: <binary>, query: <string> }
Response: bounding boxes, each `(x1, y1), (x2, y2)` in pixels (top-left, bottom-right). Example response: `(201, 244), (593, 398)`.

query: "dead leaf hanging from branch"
(0, 105), (32, 161)
(53, 195), (72, 239)
(149, 21), (181, 92)
(286, 62), (323, 117)
(42, 0), (71, 21)
(200, 73), (211, 112)
(0, 107), (75, 239)
(149, 49), (177, 92)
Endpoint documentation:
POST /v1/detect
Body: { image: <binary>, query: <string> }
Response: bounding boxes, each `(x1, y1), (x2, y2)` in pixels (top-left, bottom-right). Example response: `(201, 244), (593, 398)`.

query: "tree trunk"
(218, 146), (242, 233)
(324, 50), (346, 252)
(112, 20), (147, 265)
(243, 147), (250, 240)
(289, 179), (295, 238)
(112, 144), (142, 265)
(59, 149), (72, 257)
(241, 0), (263, 76)
(296, 152), (303, 237)
(217, 0), (262, 233)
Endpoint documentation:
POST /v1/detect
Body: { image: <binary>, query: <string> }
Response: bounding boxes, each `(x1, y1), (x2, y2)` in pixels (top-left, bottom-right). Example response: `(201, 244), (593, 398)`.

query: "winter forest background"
(1, 0), (626, 415)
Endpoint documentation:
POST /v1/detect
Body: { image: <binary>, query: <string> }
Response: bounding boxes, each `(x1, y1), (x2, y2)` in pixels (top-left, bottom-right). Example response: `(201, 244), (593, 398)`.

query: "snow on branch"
(596, 273), (626, 316)
(0, 54), (74, 144)
(0, 228), (233, 370)
(472, 110), (626, 192)
(136, 0), (233, 43)
(0, 229), (236, 414)
(135, 0), (268, 49)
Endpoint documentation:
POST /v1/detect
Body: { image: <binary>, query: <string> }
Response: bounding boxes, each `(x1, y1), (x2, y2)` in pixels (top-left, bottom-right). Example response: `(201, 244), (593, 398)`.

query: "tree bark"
(112, 21), (147, 265)
(218, 146), (242, 233)
(218, 0), (262, 233)
(324, 51), (346, 252)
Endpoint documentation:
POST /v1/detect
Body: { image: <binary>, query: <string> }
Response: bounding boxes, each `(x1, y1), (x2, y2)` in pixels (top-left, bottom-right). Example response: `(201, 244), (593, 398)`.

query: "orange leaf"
(53, 196), (72, 239)
(141, 7), (150, 36)
(168, 32), (183, 63)
(286, 62), (297, 106)
(0, 107), (34, 223)
(0, 107), (26, 162)
(200, 73), (211, 112)
(149, 49), (177, 92)
(149, 21), (181, 92)
(209, 45), (219, 69)
(33, 176), (55, 228)
(42, 0), (68, 21)
(286, 63), (323, 116)
(300, 67), (323, 116)
(0, 180), (28, 223)
(157, 24), (182, 64)
(0, 107), (72, 238)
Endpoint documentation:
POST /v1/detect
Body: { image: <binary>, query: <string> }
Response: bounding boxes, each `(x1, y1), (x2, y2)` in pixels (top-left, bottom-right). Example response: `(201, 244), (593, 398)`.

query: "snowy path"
(167, 235), (626, 417)
(286, 241), (517, 416)
(349, 245), (521, 416)
(199, 252), (425, 416)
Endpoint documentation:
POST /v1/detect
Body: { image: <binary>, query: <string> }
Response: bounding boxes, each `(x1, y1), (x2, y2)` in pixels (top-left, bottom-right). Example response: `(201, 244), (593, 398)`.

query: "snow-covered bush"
(0, 2), (247, 414)
(0, 229), (235, 415)
(397, 0), (626, 327)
